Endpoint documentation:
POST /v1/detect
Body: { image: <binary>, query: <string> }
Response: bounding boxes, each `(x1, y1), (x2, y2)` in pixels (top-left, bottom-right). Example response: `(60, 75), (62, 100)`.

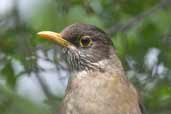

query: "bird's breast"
(61, 71), (141, 114)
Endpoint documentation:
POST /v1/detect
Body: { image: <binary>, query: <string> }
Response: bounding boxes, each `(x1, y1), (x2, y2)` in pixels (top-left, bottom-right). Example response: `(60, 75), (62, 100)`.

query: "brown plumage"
(38, 23), (143, 114)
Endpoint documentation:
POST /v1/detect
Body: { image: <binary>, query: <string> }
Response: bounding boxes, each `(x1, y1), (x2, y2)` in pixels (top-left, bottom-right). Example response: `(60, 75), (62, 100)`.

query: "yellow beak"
(37, 31), (71, 47)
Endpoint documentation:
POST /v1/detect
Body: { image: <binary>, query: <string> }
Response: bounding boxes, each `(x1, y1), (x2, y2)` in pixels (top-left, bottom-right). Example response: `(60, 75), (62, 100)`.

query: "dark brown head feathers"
(61, 23), (112, 46)
(61, 23), (114, 71)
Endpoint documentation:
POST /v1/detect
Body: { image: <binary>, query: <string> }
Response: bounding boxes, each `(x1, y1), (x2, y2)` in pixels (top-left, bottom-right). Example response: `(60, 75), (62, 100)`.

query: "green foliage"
(1, 61), (16, 88)
(0, 0), (171, 114)
(0, 86), (52, 114)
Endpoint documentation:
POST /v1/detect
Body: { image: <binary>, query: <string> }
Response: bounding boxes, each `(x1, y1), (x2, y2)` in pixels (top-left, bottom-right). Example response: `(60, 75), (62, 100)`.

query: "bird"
(37, 23), (143, 114)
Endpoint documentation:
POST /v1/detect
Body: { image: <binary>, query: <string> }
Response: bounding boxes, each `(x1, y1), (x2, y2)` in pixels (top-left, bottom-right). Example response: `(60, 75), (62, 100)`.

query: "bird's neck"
(71, 49), (125, 79)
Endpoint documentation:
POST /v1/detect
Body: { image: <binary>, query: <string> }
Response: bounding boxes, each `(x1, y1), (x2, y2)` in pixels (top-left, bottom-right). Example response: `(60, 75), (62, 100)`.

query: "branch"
(106, 0), (171, 36)
(13, 1), (56, 102)
(34, 68), (55, 99)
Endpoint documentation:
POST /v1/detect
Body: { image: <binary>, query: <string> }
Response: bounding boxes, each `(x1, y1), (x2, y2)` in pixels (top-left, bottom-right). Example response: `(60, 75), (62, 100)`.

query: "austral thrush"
(37, 23), (143, 114)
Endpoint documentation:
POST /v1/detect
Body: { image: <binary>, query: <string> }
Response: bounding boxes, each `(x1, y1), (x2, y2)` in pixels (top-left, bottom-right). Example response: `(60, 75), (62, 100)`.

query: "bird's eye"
(80, 36), (92, 48)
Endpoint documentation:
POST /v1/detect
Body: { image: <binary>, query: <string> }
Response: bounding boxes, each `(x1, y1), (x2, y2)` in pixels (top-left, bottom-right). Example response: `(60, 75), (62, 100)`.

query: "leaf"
(1, 61), (16, 88)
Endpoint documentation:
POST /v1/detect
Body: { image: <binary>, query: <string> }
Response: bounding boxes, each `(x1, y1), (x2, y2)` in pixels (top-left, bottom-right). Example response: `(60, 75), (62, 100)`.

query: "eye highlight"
(80, 36), (93, 48)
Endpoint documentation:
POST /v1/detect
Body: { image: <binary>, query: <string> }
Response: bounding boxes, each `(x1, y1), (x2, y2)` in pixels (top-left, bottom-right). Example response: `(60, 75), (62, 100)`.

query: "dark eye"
(80, 36), (92, 48)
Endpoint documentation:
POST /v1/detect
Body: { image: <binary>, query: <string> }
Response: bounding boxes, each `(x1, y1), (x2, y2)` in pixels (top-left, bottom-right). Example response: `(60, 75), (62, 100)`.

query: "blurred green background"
(0, 0), (171, 114)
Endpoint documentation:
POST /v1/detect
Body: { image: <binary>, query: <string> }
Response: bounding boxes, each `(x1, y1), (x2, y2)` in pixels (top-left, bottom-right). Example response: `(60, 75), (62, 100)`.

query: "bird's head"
(37, 23), (114, 71)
